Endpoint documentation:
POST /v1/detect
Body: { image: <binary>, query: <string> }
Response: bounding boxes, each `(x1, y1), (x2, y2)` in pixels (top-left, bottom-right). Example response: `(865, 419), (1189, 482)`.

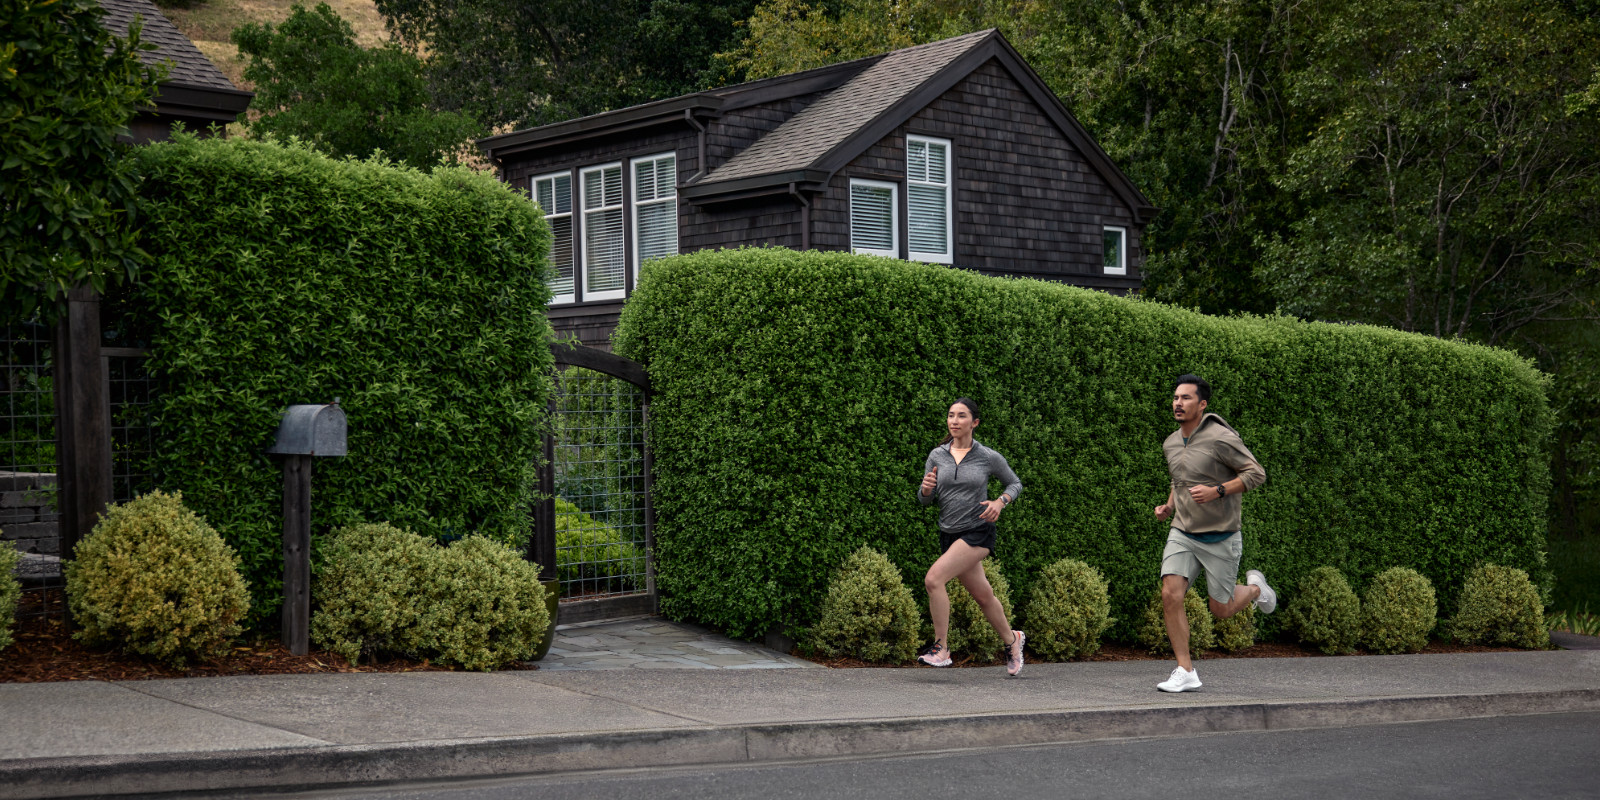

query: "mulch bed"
(1, 590), (451, 684)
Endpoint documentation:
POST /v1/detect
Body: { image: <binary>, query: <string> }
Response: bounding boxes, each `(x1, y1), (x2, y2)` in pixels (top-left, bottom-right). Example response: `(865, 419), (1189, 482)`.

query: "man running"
(1152, 374), (1277, 693)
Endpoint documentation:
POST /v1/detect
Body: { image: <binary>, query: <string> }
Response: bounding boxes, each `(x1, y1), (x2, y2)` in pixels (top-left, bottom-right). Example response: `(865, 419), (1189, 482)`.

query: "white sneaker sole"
(918, 654), (952, 667)
(1157, 677), (1202, 693)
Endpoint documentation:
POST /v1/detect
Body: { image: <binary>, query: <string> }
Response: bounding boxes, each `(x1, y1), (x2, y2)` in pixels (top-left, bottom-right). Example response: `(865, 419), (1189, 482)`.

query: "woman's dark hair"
(939, 397), (981, 446)
(1172, 374), (1212, 403)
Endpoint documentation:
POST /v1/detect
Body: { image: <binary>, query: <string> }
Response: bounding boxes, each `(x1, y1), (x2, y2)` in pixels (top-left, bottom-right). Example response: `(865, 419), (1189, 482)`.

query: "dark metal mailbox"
(266, 401), (347, 457)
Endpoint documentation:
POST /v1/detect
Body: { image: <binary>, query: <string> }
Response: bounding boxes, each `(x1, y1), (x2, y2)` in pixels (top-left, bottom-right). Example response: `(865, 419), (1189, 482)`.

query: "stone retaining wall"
(0, 471), (59, 555)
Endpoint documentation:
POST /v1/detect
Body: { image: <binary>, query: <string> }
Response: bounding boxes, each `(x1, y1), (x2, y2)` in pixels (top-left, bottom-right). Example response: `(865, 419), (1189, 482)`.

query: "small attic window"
(1103, 226), (1127, 276)
(850, 179), (898, 258)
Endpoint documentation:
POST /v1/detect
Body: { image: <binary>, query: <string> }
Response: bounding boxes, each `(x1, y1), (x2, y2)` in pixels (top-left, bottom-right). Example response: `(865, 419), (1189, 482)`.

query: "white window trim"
(906, 135), (953, 264)
(630, 152), (678, 283)
(850, 178), (899, 258)
(1103, 226), (1128, 276)
(532, 170), (575, 305)
(581, 162), (626, 302)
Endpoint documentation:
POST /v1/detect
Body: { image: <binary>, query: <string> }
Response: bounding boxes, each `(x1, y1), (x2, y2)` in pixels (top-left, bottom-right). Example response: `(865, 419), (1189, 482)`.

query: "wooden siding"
(811, 59), (1143, 291)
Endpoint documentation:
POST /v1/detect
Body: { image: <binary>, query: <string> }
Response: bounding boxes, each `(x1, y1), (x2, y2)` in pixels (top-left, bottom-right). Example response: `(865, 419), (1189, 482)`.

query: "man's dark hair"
(1173, 374), (1211, 403)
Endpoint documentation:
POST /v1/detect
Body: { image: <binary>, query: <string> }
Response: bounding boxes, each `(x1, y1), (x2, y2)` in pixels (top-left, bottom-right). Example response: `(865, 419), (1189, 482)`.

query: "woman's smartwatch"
(1214, 484), (1227, 498)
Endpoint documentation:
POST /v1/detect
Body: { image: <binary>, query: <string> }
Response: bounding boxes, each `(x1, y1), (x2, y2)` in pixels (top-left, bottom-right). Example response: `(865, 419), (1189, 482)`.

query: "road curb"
(6, 688), (1598, 799)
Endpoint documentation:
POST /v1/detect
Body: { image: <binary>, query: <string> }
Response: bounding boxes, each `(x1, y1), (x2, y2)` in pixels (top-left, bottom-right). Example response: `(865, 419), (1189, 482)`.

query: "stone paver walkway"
(536, 616), (821, 671)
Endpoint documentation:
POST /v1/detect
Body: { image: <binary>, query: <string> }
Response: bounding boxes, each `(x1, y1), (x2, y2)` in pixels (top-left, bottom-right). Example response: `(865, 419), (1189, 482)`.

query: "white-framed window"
(631, 152), (678, 281)
(850, 179), (898, 258)
(532, 171), (575, 304)
(906, 136), (952, 263)
(1103, 226), (1127, 276)
(581, 163), (626, 301)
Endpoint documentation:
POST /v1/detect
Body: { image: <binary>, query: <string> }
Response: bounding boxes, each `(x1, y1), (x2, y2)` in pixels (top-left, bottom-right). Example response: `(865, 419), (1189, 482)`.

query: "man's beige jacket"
(1162, 412), (1266, 534)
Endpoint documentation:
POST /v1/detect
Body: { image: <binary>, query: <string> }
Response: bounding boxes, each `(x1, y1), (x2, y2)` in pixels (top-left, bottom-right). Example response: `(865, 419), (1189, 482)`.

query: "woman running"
(916, 398), (1026, 675)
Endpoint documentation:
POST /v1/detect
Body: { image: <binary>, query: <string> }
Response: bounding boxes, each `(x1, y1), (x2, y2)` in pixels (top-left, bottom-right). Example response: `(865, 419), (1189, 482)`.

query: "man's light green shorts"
(1160, 528), (1241, 603)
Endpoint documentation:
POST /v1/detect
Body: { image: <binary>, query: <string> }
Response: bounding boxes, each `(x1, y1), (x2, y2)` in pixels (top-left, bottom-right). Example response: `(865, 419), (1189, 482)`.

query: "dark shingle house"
(478, 30), (1156, 349)
(99, 0), (252, 143)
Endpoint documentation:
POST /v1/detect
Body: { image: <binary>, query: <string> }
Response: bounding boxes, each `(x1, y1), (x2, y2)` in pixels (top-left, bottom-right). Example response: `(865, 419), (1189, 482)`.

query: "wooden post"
(54, 286), (112, 561)
(531, 398), (557, 581)
(281, 454), (311, 655)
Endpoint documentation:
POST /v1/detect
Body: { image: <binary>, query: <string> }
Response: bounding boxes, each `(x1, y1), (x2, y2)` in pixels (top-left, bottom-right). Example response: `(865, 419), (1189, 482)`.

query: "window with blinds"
(1103, 226), (1127, 275)
(582, 163), (626, 300)
(533, 171), (575, 303)
(907, 136), (952, 263)
(632, 153), (677, 279)
(850, 179), (897, 257)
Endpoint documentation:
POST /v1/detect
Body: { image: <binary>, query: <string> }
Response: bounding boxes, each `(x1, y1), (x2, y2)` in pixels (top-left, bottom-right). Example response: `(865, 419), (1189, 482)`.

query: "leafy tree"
(232, 3), (483, 170)
(373, 0), (758, 129)
(1258, 0), (1600, 345)
(0, 0), (162, 323)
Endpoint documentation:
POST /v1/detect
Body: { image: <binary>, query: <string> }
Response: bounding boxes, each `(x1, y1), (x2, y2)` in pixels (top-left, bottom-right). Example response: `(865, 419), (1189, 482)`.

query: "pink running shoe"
(1005, 630), (1025, 677)
(917, 640), (952, 667)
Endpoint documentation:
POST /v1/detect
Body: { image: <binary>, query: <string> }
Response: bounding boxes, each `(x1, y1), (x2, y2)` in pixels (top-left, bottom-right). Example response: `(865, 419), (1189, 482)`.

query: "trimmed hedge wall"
(123, 135), (553, 626)
(614, 247), (1551, 640)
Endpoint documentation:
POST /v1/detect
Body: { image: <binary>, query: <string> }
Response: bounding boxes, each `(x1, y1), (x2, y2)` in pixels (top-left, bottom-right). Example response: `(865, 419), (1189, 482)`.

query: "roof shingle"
(98, 0), (239, 92)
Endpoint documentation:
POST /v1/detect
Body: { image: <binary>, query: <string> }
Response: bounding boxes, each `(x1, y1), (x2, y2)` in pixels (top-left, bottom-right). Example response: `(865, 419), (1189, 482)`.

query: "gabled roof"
(98, 0), (253, 122)
(479, 30), (1155, 224)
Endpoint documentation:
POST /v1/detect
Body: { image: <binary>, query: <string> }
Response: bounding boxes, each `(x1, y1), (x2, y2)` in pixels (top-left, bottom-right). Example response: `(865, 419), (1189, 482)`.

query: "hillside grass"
(159, 0), (387, 91)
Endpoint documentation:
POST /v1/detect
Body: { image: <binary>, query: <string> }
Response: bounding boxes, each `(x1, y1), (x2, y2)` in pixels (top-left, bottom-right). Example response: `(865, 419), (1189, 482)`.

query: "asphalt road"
(230, 711), (1600, 800)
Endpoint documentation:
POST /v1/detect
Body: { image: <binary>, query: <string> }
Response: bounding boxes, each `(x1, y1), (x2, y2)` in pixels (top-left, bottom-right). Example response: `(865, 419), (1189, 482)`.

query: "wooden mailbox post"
(266, 401), (347, 655)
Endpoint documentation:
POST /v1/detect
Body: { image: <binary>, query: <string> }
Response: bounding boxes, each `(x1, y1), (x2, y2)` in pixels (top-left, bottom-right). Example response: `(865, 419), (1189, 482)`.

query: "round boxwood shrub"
(0, 542), (20, 652)
(1286, 566), (1361, 654)
(65, 491), (250, 665)
(416, 536), (550, 671)
(811, 546), (919, 663)
(311, 523), (435, 665)
(1022, 558), (1112, 660)
(1451, 564), (1548, 649)
(1213, 605), (1257, 653)
(1360, 567), (1437, 654)
(944, 559), (1015, 662)
(1136, 586), (1214, 657)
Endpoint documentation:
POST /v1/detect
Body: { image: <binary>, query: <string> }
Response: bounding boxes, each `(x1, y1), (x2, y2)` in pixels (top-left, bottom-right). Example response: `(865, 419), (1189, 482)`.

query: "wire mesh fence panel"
(550, 365), (649, 601)
(1, 322), (64, 617)
(106, 352), (159, 504)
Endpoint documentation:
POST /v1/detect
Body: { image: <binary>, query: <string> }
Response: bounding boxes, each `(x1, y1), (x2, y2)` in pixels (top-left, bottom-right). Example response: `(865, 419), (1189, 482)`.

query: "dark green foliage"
(232, 3), (483, 170)
(1360, 566), (1437, 654)
(943, 558), (1014, 661)
(123, 134), (553, 628)
(1136, 587), (1213, 657)
(0, 0), (162, 322)
(1451, 564), (1549, 649)
(1286, 566), (1362, 654)
(614, 248), (1551, 640)
(375, 0), (756, 128)
(811, 546), (919, 663)
(555, 498), (646, 589)
(1022, 558), (1112, 660)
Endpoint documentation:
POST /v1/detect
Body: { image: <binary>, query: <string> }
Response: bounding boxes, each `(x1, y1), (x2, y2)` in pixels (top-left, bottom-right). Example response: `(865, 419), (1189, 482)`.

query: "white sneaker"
(1157, 666), (1202, 693)
(1246, 569), (1277, 614)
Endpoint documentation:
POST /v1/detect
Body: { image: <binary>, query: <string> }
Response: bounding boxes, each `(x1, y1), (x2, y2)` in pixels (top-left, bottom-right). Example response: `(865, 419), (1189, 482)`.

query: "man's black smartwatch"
(1214, 484), (1227, 498)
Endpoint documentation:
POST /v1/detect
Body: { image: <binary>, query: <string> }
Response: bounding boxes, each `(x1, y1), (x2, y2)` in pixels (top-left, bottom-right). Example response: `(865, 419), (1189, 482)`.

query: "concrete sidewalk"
(2, 628), (1597, 800)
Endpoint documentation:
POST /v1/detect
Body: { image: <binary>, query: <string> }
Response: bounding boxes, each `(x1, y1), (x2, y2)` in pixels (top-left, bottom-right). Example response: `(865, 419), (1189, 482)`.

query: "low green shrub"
(310, 523), (434, 665)
(1022, 558), (1113, 660)
(1451, 564), (1548, 649)
(945, 559), (1015, 661)
(811, 546), (919, 663)
(1213, 605), (1257, 653)
(1136, 586), (1214, 657)
(416, 536), (550, 671)
(65, 492), (250, 665)
(1286, 566), (1361, 654)
(0, 541), (19, 651)
(1360, 567), (1437, 654)
(555, 498), (645, 588)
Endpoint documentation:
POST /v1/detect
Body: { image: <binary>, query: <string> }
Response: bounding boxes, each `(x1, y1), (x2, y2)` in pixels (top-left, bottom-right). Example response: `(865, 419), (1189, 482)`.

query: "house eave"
(148, 81), (254, 123)
(678, 169), (830, 204)
(478, 95), (725, 162)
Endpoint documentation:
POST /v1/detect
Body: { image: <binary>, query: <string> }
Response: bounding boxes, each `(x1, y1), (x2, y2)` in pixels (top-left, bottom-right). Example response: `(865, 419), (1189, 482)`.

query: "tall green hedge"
(614, 248), (1551, 640)
(122, 135), (552, 626)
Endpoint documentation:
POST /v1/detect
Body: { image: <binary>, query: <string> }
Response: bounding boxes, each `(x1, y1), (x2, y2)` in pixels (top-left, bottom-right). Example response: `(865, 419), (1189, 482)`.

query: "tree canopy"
(0, 0), (162, 322)
(232, 3), (483, 170)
